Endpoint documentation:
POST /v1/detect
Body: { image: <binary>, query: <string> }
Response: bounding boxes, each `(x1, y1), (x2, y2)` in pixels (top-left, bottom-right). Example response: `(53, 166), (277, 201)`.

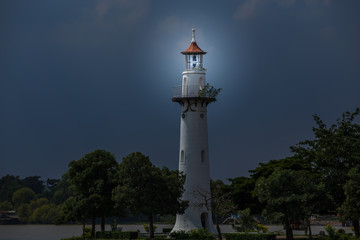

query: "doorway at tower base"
(171, 209), (217, 234)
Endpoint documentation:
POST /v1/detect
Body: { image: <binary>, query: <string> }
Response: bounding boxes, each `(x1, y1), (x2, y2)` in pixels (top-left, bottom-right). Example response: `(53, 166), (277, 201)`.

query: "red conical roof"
(181, 41), (206, 55)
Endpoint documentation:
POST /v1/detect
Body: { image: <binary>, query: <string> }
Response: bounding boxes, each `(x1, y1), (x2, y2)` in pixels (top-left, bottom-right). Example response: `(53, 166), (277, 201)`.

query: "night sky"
(1, 0), (359, 182)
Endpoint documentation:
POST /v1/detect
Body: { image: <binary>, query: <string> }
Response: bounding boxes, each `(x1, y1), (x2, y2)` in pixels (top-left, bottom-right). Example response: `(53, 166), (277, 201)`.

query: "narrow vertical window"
(181, 150), (185, 164)
(201, 150), (205, 163)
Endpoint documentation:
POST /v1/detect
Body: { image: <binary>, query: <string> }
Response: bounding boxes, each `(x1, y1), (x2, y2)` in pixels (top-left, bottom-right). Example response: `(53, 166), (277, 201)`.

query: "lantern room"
(181, 29), (207, 71)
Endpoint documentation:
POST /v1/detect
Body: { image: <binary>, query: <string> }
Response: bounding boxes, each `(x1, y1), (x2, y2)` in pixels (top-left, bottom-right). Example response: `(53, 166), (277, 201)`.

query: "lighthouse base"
(172, 206), (217, 234)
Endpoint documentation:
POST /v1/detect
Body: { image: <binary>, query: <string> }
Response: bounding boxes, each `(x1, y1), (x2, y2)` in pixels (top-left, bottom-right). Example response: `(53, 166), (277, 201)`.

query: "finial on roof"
(191, 29), (195, 42)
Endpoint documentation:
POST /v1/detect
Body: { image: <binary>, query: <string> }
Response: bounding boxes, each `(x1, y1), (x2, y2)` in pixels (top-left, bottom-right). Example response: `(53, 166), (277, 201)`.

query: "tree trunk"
(284, 218), (293, 240)
(308, 218), (312, 237)
(91, 215), (96, 237)
(101, 215), (105, 231)
(82, 220), (86, 237)
(216, 215), (222, 240)
(353, 219), (359, 237)
(148, 214), (155, 239)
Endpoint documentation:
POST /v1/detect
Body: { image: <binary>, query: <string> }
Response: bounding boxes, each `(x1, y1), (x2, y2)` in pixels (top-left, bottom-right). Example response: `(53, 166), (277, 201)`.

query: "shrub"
(325, 224), (337, 239)
(188, 229), (214, 240)
(224, 233), (277, 240)
(96, 231), (139, 239)
(143, 223), (157, 233)
(162, 228), (172, 233)
(169, 230), (190, 239)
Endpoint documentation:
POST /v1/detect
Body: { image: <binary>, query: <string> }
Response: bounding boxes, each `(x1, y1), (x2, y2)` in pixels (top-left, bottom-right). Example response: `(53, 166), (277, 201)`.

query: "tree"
(56, 195), (92, 237)
(0, 201), (13, 210)
(236, 208), (257, 232)
(21, 176), (44, 195)
(113, 152), (188, 239)
(0, 175), (22, 202)
(228, 177), (260, 214)
(254, 168), (325, 240)
(52, 172), (74, 204)
(67, 149), (118, 237)
(291, 108), (360, 210)
(339, 167), (360, 236)
(12, 187), (37, 208)
(28, 203), (60, 223)
(209, 180), (236, 240)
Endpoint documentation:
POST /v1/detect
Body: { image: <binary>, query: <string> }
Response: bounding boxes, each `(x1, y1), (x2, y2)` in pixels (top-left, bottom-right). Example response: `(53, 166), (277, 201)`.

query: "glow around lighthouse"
(172, 29), (218, 233)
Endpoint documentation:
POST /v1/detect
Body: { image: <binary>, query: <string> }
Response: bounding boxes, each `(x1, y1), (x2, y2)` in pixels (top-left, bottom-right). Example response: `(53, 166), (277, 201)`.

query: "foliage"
(198, 83), (222, 102)
(339, 167), (360, 236)
(143, 223), (157, 233)
(255, 224), (269, 233)
(113, 152), (188, 239)
(254, 168), (326, 240)
(224, 233), (277, 240)
(0, 200), (13, 210)
(162, 228), (172, 233)
(169, 230), (190, 239)
(67, 149), (118, 236)
(188, 228), (214, 240)
(324, 224), (337, 239)
(110, 219), (118, 231)
(236, 208), (257, 232)
(291, 107), (360, 210)
(16, 203), (32, 222)
(12, 187), (37, 208)
(210, 179), (237, 239)
(21, 176), (44, 194)
(95, 231), (139, 239)
(28, 203), (60, 223)
(228, 177), (260, 214)
(0, 175), (22, 202)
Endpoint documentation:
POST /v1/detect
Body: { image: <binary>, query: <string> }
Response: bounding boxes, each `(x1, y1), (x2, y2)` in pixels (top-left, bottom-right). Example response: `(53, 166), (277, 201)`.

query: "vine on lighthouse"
(198, 83), (222, 103)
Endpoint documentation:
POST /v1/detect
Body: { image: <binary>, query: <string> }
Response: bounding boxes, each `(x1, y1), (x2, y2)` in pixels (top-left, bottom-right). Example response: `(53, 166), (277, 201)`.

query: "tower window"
(201, 150), (205, 163)
(181, 150), (185, 164)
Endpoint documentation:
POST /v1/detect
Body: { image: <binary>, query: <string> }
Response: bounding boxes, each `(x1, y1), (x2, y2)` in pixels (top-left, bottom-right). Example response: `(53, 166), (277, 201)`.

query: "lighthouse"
(172, 29), (217, 233)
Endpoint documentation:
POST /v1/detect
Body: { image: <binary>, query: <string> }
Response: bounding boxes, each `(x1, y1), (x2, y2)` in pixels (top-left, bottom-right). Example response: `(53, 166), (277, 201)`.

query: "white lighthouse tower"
(172, 29), (217, 233)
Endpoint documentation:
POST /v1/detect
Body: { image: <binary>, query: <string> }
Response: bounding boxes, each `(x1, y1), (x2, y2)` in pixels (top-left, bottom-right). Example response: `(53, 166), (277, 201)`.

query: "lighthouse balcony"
(172, 85), (216, 103)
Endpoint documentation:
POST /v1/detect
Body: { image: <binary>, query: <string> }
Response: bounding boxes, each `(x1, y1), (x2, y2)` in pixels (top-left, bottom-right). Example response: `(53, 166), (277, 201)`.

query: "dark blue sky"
(1, 0), (359, 181)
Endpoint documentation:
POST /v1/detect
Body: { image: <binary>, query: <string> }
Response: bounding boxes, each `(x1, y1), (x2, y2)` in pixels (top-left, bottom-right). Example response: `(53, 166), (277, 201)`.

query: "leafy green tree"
(291, 108), (360, 210)
(113, 152), (188, 239)
(0, 200), (13, 210)
(21, 176), (44, 195)
(16, 203), (32, 222)
(0, 175), (22, 202)
(254, 168), (325, 240)
(56, 195), (92, 237)
(30, 198), (49, 211)
(210, 180), (236, 240)
(339, 167), (360, 236)
(228, 177), (260, 214)
(236, 208), (257, 232)
(12, 187), (37, 208)
(28, 204), (60, 223)
(52, 173), (74, 204)
(67, 149), (118, 237)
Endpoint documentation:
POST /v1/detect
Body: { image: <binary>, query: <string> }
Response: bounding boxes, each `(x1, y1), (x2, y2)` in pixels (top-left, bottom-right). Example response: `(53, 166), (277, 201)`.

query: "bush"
(224, 233), (277, 240)
(169, 230), (190, 239)
(188, 229), (214, 240)
(162, 228), (172, 233)
(143, 224), (157, 233)
(96, 231), (139, 239)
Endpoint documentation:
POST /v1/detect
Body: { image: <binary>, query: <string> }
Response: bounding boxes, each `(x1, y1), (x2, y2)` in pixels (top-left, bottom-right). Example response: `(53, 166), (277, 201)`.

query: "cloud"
(233, 0), (262, 19)
(55, 0), (150, 47)
(233, 0), (330, 20)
